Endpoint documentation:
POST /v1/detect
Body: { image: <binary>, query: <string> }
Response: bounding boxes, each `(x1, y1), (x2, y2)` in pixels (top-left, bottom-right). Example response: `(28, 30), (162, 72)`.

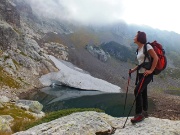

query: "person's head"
(134, 31), (147, 44)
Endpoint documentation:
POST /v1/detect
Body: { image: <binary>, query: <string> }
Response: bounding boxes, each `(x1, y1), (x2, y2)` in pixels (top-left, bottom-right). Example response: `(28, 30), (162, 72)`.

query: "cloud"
(26, 0), (125, 25)
(25, 0), (180, 34)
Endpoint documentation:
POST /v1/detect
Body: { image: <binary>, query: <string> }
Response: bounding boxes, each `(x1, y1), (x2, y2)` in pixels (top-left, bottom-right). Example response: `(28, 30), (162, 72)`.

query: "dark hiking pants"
(134, 73), (153, 114)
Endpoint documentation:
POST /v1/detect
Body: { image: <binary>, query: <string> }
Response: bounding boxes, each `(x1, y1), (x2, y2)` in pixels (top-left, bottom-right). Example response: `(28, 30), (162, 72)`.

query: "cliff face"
(0, 0), (20, 28)
(0, 0), (69, 91)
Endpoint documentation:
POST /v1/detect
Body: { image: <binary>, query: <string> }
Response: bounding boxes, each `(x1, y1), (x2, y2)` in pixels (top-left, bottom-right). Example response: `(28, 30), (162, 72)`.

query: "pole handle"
(129, 69), (131, 78)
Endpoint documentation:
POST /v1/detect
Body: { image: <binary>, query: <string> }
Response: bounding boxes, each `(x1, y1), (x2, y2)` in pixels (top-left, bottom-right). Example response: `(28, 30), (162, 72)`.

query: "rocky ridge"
(13, 111), (180, 135)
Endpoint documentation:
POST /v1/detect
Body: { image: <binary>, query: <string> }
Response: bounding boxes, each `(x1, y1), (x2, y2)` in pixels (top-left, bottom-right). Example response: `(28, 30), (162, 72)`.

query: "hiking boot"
(131, 114), (145, 123)
(142, 111), (149, 118)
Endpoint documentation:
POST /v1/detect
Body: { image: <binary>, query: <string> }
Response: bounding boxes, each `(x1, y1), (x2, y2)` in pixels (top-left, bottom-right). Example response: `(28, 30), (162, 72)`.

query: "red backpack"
(144, 41), (167, 75)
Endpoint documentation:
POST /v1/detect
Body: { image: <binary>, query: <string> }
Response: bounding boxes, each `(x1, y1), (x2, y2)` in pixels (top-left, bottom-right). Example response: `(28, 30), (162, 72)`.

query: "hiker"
(129, 31), (158, 123)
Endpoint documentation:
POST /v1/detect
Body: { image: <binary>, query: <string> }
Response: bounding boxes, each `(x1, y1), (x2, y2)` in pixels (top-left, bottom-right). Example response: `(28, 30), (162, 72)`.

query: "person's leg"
(132, 80), (144, 123)
(131, 74), (152, 123)
(134, 83), (143, 115)
(142, 85), (148, 110)
(142, 86), (149, 117)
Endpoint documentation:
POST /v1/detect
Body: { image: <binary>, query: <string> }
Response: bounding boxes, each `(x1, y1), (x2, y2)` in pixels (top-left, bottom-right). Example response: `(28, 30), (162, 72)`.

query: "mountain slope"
(0, 0), (180, 92)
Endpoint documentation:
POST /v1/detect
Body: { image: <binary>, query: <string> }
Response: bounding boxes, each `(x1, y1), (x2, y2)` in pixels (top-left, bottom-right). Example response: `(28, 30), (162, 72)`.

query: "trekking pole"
(122, 69), (131, 116)
(122, 76), (145, 128)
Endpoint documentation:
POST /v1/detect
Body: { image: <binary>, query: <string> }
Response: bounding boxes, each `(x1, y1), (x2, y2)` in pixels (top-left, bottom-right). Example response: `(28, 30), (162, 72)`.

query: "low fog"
(26, 0), (125, 25)
(26, 0), (180, 34)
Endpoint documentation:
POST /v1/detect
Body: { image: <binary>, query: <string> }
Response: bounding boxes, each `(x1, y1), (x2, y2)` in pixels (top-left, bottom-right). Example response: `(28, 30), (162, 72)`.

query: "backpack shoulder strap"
(143, 43), (151, 62)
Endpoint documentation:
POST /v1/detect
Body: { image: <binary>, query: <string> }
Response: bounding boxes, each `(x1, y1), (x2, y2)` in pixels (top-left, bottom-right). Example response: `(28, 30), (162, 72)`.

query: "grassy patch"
(12, 59), (19, 69)
(20, 52), (27, 57)
(37, 32), (65, 45)
(68, 28), (100, 48)
(0, 132), (11, 135)
(0, 67), (21, 89)
(166, 68), (180, 79)
(23, 108), (104, 131)
(166, 86), (180, 91)
(13, 27), (22, 35)
(0, 103), (36, 133)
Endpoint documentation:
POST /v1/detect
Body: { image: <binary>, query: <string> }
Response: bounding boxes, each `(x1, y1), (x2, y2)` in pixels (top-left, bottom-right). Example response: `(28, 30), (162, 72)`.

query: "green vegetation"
(39, 32), (65, 45)
(166, 86), (180, 91)
(0, 66), (21, 89)
(168, 51), (180, 67)
(166, 68), (180, 79)
(0, 50), (3, 55)
(13, 27), (21, 35)
(12, 59), (19, 69)
(0, 103), (35, 133)
(23, 108), (103, 131)
(68, 28), (100, 48)
(0, 106), (103, 133)
(0, 132), (11, 135)
(20, 51), (27, 56)
(3, 55), (10, 61)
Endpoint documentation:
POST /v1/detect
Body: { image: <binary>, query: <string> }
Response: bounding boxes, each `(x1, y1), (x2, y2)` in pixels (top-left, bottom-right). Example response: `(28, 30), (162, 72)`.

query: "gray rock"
(13, 111), (180, 135)
(0, 21), (18, 50)
(0, 116), (12, 134)
(0, 115), (14, 123)
(29, 101), (43, 114)
(86, 45), (108, 62)
(16, 100), (43, 114)
(0, 96), (10, 103)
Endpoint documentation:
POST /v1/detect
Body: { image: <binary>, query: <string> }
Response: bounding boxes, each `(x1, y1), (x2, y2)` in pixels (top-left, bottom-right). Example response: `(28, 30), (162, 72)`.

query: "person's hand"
(129, 69), (133, 74)
(129, 68), (136, 74)
(144, 70), (153, 76)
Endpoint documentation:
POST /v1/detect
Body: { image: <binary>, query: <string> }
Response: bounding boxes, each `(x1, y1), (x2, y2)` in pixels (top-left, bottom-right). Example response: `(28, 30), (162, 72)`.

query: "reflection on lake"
(24, 85), (155, 117)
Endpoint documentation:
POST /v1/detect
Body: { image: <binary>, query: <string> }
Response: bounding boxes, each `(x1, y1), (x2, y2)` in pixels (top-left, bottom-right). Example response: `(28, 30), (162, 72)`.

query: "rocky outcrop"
(0, 0), (70, 90)
(0, 21), (18, 50)
(13, 111), (180, 135)
(43, 42), (68, 60)
(86, 45), (109, 62)
(0, 96), (10, 103)
(0, 95), (45, 134)
(0, 0), (20, 28)
(0, 116), (12, 134)
(16, 100), (43, 114)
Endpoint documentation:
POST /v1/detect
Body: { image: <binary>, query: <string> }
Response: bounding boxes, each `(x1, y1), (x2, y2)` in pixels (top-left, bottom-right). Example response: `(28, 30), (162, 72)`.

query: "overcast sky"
(27, 0), (180, 34)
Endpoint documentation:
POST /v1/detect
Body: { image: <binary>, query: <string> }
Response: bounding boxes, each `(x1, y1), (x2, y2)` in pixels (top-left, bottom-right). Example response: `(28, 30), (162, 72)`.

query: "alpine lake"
(23, 85), (155, 117)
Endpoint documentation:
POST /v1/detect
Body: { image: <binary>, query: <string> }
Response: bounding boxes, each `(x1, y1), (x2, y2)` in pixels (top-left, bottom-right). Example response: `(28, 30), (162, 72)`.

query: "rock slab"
(13, 111), (180, 135)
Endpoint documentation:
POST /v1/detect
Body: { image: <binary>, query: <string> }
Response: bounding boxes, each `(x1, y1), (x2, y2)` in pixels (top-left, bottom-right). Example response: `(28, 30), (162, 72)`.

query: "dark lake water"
(23, 85), (155, 117)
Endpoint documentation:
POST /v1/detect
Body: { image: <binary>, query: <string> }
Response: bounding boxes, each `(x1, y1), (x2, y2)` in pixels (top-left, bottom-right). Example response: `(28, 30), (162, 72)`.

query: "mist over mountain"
(0, 0), (180, 91)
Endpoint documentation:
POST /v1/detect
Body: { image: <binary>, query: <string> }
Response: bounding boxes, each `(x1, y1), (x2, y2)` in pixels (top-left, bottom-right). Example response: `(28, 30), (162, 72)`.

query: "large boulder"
(13, 111), (180, 135)
(16, 100), (43, 114)
(29, 101), (43, 114)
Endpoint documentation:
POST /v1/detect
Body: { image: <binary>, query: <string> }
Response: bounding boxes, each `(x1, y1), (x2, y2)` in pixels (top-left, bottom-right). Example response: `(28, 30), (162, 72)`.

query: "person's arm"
(130, 65), (138, 74)
(144, 49), (158, 76)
